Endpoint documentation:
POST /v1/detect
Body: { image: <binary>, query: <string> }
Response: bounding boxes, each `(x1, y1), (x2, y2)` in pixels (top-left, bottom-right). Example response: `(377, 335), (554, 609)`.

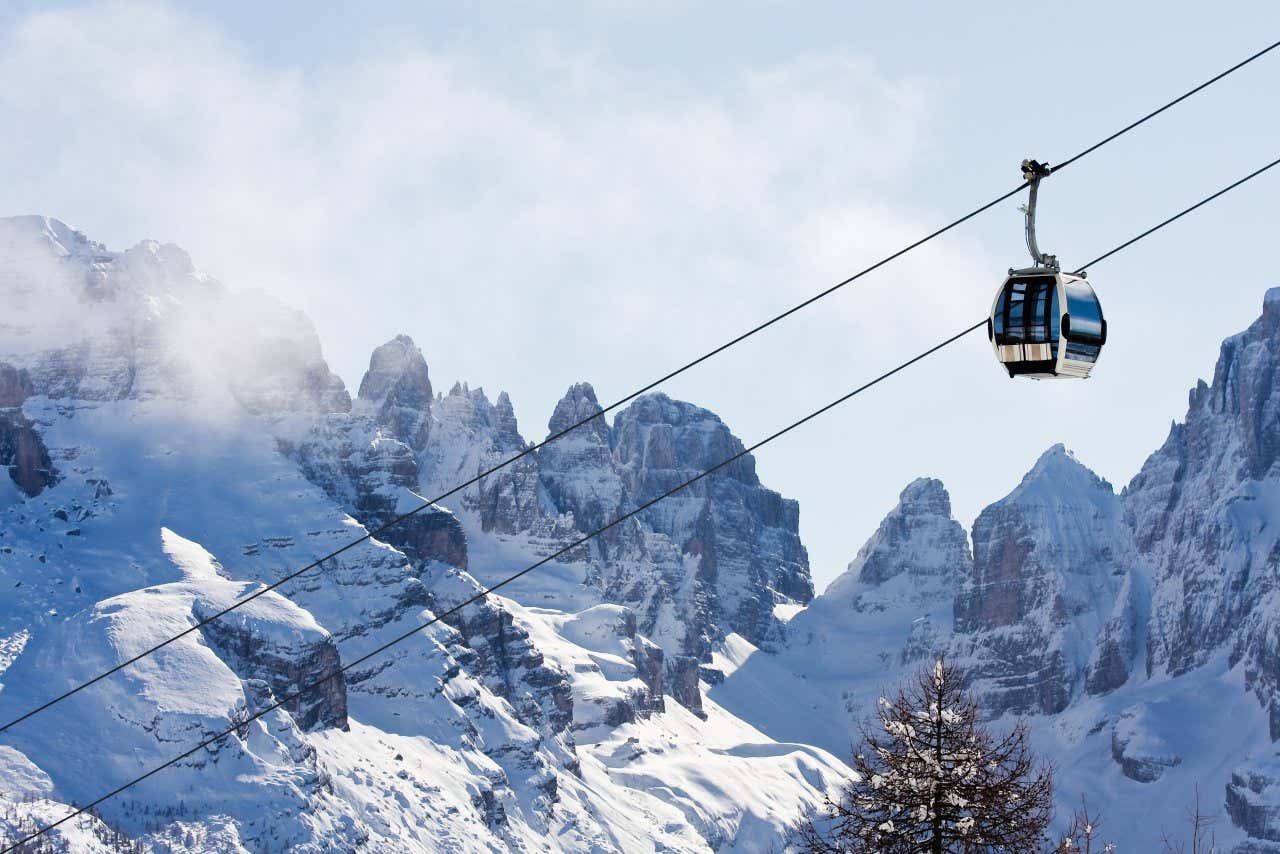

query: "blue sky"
(2, 1), (1277, 589)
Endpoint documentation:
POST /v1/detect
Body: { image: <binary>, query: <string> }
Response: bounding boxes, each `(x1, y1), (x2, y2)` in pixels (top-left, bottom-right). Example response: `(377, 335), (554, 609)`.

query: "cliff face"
(0, 364), (55, 499)
(609, 393), (813, 656)
(1126, 290), (1280, 695)
(952, 445), (1137, 717)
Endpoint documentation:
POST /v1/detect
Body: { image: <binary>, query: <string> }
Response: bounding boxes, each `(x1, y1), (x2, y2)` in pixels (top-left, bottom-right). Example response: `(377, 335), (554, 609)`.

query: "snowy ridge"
(0, 217), (844, 852)
(8, 214), (1280, 851)
(718, 288), (1280, 852)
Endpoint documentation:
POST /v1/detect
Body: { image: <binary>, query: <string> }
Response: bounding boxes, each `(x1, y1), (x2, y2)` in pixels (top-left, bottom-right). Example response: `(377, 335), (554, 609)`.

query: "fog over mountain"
(3, 216), (1280, 851)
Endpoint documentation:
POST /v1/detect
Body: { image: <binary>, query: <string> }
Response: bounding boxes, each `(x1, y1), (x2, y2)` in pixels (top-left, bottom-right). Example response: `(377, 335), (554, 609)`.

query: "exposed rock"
(1109, 705), (1182, 782)
(667, 655), (704, 718)
(1127, 289), (1280, 713)
(356, 335), (433, 450)
(1085, 570), (1145, 695)
(195, 599), (348, 732)
(852, 479), (959, 585)
(0, 364), (31, 407)
(620, 611), (667, 717)
(0, 216), (349, 414)
(538, 383), (622, 536)
(0, 216), (845, 853)
(825, 477), (970, 615)
(900, 617), (948, 666)
(287, 419), (416, 513)
(953, 445), (1137, 716)
(611, 393), (812, 656)
(288, 419), (467, 569)
(286, 341), (470, 572)
(472, 785), (508, 832)
(0, 409), (56, 497)
(555, 605), (668, 730)
(0, 362), (55, 497)
(423, 564), (574, 739)
(422, 383), (563, 542)
(385, 504), (468, 569)
(374, 372), (814, 705)
(1228, 759), (1280, 843)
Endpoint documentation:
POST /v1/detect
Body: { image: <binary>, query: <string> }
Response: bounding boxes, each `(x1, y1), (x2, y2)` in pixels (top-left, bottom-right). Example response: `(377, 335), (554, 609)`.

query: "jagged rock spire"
(547, 382), (609, 443)
(539, 381), (621, 535)
(821, 477), (970, 611)
(357, 335), (433, 449)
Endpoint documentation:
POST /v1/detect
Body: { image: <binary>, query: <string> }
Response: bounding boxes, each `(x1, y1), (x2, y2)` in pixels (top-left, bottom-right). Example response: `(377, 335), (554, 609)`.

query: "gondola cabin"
(988, 269), (1105, 379)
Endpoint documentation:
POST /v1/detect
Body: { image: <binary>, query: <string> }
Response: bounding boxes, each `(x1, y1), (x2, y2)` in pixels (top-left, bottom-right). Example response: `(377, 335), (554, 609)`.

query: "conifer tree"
(795, 659), (1054, 853)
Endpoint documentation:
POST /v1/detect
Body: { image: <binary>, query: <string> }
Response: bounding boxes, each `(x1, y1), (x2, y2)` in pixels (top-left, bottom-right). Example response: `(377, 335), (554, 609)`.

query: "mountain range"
(2, 215), (1280, 851)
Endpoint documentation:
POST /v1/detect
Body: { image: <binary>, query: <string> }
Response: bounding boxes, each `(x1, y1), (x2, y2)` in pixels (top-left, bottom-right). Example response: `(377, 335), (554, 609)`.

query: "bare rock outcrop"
(195, 596), (349, 732)
(952, 445), (1137, 717)
(0, 383), (55, 498)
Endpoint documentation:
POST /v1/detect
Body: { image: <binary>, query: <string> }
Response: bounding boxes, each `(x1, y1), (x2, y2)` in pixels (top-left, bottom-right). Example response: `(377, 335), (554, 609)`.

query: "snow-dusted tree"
(794, 659), (1054, 853)
(1052, 798), (1115, 853)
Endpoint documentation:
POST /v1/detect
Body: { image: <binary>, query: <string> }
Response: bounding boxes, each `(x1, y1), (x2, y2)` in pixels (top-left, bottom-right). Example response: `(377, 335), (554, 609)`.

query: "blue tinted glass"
(1007, 289), (1025, 340)
(995, 277), (1060, 345)
(1029, 281), (1051, 342)
(1065, 280), (1104, 341)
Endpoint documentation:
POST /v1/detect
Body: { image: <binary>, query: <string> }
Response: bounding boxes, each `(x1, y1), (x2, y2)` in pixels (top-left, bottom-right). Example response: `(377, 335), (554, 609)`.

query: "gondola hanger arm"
(1019, 158), (1059, 272)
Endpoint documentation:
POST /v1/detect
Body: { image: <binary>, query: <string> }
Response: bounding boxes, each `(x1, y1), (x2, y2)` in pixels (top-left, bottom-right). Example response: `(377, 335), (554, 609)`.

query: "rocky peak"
(113, 239), (208, 298)
(897, 476), (952, 515)
(1012, 444), (1115, 508)
(0, 215), (103, 261)
(539, 382), (622, 535)
(356, 335), (433, 449)
(435, 382), (522, 449)
(493, 391), (521, 447)
(610, 393), (810, 655)
(547, 382), (610, 443)
(612, 393), (758, 491)
(417, 381), (555, 537)
(0, 215), (350, 415)
(952, 445), (1134, 716)
(823, 477), (970, 612)
(958, 445), (1125, 635)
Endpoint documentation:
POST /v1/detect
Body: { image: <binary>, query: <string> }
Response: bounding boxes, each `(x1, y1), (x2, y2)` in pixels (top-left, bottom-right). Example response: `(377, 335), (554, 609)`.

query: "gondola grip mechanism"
(1019, 158), (1059, 272)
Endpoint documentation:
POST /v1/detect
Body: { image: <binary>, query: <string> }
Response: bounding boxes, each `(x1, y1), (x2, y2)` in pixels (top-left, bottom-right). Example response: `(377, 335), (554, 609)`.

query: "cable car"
(988, 160), (1106, 379)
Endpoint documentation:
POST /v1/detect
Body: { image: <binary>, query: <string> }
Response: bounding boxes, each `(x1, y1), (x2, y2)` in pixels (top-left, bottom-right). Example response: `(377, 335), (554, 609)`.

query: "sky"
(1, 1), (1277, 591)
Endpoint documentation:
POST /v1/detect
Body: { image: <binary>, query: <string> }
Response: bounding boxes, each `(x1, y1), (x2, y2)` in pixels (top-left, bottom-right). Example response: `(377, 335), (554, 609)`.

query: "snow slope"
(0, 217), (845, 852)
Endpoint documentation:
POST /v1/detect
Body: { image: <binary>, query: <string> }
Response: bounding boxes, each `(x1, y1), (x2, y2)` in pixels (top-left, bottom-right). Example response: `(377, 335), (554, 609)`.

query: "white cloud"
(0, 0), (985, 368)
(0, 0), (997, 584)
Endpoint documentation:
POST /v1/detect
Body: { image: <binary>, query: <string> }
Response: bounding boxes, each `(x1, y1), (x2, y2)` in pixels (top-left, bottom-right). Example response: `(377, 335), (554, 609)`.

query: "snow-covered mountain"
(711, 286), (1280, 851)
(6, 213), (1280, 852)
(0, 217), (844, 852)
